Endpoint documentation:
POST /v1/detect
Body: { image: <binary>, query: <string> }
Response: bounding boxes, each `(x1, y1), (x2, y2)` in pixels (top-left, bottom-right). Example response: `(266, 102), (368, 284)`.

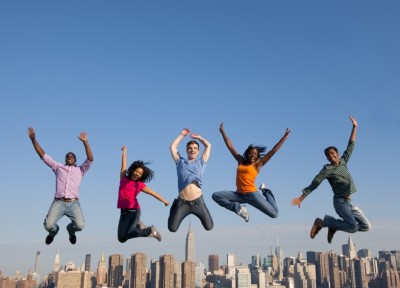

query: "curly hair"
(242, 144), (267, 164)
(126, 160), (154, 183)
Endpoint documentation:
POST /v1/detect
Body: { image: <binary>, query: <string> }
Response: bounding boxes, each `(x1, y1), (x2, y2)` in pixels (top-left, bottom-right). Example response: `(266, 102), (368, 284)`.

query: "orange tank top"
(236, 164), (258, 193)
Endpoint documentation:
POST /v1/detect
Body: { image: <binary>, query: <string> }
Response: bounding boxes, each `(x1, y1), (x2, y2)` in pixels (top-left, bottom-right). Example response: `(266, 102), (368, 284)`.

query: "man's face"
(187, 143), (199, 160)
(325, 149), (339, 166)
(65, 153), (76, 166)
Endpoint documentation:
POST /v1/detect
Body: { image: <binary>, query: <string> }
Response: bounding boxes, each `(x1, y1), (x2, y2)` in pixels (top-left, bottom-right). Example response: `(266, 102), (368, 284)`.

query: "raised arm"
(141, 187), (170, 206)
(259, 128), (291, 167)
(27, 127), (45, 158)
(78, 131), (94, 162)
(120, 145), (127, 180)
(191, 133), (211, 162)
(349, 115), (357, 143)
(219, 122), (241, 162)
(170, 128), (190, 161)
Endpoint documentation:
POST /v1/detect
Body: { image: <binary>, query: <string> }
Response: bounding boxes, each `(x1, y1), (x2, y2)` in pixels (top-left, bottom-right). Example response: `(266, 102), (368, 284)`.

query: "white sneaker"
(259, 183), (270, 191)
(149, 225), (162, 242)
(238, 205), (249, 222)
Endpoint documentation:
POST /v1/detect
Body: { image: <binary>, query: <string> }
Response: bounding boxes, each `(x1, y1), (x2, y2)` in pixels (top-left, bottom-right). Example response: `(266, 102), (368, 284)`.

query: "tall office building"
(160, 254), (175, 288)
(195, 262), (205, 288)
(108, 254), (124, 288)
(227, 253), (236, 267)
(53, 250), (60, 272)
(182, 261), (196, 288)
(353, 258), (369, 288)
(131, 253), (147, 288)
(208, 255), (219, 273)
(342, 237), (357, 260)
(34, 251), (40, 274)
(97, 253), (107, 286)
(85, 254), (91, 272)
(150, 260), (160, 288)
(327, 251), (341, 288)
(185, 223), (195, 262)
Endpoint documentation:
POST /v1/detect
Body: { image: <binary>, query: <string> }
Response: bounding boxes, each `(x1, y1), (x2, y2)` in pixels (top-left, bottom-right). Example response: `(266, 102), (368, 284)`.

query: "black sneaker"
(67, 225), (77, 245)
(45, 234), (55, 245)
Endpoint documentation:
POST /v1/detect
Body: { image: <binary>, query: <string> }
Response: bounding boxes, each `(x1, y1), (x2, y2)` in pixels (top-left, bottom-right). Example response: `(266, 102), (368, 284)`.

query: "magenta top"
(117, 177), (146, 209)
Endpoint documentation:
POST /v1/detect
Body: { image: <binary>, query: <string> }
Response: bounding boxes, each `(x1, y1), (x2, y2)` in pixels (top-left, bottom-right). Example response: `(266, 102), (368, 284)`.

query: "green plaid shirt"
(303, 141), (356, 198)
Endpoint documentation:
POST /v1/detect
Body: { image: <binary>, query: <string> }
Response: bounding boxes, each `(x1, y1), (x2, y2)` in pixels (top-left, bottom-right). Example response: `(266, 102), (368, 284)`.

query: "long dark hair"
(127, 161), (154, 183)
(242, 144), (267, 164)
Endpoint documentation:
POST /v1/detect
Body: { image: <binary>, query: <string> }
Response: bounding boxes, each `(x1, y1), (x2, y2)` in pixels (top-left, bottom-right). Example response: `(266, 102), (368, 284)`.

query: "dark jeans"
(117, 209), (151, 243)
(168, 195), (214, 232)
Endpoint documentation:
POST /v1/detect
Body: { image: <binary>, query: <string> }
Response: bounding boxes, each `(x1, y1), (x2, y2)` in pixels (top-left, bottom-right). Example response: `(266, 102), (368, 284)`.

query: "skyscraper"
(85, 254), (91, 272)
(96, 252), (107, 287)
(182, 261), (196, 288)
(185, 223), (195, 262)
(108, 254), (124, 288)
(53, 250), (60, 272)
(160, 254), (175, 288)
(131, 253), (147, 288)
(208, 255), (219, 273)
(150, 260), (160, 288)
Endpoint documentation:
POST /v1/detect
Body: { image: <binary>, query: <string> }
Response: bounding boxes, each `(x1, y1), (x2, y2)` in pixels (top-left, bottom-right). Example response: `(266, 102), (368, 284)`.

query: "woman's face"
(131, 167), (144, 181)
(246, 148), (259, 164)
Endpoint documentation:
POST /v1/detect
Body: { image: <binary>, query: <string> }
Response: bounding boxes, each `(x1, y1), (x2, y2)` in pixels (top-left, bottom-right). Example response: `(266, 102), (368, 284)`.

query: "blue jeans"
(323, 197), (371, 233)
(212, 189), (279, 218)
(117, 209), (151, 243)
(168, 195), (214, 232)
(44, 199), (85, 236)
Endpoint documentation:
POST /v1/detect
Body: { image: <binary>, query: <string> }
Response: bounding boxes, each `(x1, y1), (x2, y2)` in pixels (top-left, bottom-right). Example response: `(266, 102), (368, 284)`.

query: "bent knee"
(75, 223), (85, 231)
(118, 237), (127, 243)
(270, 212), (278, 219)
(168, 225), (178, 233)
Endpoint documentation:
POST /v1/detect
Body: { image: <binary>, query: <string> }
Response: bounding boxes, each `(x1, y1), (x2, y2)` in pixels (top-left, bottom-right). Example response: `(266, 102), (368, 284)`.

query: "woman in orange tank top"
(212, 122), (290, 222)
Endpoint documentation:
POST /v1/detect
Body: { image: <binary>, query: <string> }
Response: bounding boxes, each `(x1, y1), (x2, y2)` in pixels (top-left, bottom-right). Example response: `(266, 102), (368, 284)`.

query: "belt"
(55, 197), (79, 202)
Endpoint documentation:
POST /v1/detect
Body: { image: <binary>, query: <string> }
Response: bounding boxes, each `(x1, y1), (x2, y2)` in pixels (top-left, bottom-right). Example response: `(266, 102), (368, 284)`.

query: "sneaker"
(149, 225), (162, 242)
(238, 205), (249, 222)
(310, 218), (323, 239)
(259, 183), (270, 191)
(45, 234), (55, 245)
(67, 224), (77, 245)
(328, 228), (337, 244)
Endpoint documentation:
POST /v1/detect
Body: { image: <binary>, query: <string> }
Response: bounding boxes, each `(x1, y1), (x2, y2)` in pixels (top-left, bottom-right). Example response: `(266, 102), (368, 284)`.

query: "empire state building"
(185, 222), (195, 262)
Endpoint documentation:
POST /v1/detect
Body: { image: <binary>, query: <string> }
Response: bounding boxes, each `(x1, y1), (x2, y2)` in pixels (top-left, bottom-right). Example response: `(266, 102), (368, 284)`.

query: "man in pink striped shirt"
(28, 127), (94, 245)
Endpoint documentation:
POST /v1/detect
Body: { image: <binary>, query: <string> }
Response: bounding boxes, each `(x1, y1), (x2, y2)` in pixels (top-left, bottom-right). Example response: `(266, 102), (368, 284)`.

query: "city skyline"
(2, 225), (398, 279)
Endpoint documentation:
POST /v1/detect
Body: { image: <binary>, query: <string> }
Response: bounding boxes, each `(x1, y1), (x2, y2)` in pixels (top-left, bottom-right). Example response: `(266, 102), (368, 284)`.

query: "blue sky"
(1, 0), (399, 277)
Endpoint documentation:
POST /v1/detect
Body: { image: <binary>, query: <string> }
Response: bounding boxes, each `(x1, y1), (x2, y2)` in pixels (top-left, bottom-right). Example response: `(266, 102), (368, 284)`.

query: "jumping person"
(168, 128), (214, 232)
(291, 116), (371, 243)
(28, 127), (93, 245)
(117, 145), (169, 243)
(212, 122), (290, 222)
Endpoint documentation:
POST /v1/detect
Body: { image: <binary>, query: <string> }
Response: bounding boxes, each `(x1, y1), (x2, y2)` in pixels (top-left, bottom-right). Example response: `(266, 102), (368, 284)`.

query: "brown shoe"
(310, 218), (323, 239)
(328, 228), (336, 243)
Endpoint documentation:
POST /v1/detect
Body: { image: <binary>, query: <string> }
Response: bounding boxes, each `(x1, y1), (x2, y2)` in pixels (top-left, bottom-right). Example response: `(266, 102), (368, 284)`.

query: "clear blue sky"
(1, 0), (399, 277)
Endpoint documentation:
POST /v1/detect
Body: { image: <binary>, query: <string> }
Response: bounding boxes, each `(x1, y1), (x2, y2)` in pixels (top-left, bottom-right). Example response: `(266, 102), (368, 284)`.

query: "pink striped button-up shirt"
(42, 154), (92, 199)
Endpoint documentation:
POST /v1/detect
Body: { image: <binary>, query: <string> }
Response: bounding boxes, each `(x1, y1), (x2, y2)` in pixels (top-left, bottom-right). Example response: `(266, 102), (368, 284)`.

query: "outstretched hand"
(181, 128), (191, 137)
(27, 127), (35, 141)
(350, 115), (357, 128)
(78, 131), (88, 142)
(219, 122), (224, 133)
(291, 197), (302, 208)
